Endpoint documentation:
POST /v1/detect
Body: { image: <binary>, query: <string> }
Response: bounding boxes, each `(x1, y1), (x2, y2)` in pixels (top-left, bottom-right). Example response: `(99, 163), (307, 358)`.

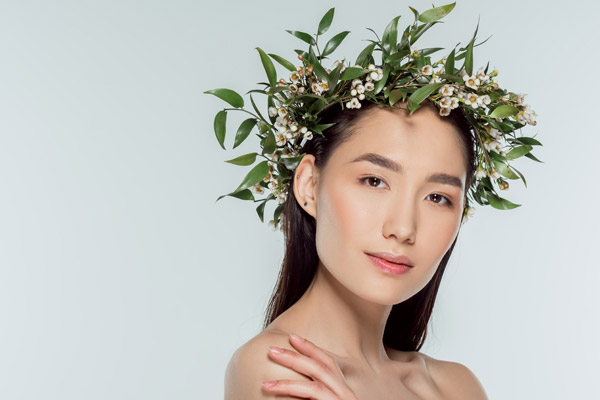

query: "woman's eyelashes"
(359, 176), (454, 208)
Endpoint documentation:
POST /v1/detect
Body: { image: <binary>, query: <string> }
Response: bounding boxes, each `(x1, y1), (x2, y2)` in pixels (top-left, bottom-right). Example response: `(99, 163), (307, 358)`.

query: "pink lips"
(366, 252), (414, 275)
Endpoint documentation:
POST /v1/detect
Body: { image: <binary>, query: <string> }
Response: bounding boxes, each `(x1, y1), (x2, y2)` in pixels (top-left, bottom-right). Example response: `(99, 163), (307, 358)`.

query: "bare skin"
(224, 105), (488, 399)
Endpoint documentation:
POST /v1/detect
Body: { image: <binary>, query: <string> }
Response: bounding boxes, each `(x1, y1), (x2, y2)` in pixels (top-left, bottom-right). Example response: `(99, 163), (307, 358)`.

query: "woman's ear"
(293, 154), (318, 218)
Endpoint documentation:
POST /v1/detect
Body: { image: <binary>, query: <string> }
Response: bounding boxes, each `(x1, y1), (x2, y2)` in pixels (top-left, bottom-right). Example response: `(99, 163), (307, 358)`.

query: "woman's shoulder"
(224, 329), (311, 400)
(388, 349), (489, 400)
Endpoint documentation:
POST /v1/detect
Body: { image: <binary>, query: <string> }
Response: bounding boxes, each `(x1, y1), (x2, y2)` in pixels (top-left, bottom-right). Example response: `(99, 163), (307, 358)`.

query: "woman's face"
(297, 105), (467, 305)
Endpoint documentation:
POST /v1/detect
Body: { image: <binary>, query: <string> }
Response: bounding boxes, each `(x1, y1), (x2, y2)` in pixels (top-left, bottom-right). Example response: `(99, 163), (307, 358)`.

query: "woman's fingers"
(288, 333), (340, 374)
(262, 379), (338, 400)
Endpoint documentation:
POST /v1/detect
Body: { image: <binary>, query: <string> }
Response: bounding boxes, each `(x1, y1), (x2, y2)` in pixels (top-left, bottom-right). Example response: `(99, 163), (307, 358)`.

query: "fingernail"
(290, 333), (304, 342)
(263, 380), (277, 387)
(269, 346), (284, 354)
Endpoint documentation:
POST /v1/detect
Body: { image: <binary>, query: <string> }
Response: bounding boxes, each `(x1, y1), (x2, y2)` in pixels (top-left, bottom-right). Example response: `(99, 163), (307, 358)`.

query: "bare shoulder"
(224, 329), (312, 400)
(419, 352), (489, 400)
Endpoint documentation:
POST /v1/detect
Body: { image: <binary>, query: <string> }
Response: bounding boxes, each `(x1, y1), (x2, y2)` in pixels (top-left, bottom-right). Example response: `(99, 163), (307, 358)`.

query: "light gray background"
(0, 0), (597, 398)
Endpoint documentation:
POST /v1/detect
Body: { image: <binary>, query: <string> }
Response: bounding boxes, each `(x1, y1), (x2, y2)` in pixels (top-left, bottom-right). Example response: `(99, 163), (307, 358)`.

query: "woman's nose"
(381, 193), (417, 244)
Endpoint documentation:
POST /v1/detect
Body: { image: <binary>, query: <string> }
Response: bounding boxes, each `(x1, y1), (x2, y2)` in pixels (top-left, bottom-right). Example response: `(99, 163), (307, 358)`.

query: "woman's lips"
(366, 253), (412, 275)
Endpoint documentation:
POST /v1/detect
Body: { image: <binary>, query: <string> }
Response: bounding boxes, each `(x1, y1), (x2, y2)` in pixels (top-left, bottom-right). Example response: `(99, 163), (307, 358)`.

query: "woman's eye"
(427, 193), (453, 207)
(361, 176), (387, 189)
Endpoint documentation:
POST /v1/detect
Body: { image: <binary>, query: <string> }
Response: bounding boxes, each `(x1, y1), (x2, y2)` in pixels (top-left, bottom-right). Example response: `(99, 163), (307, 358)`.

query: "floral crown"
(206, 3), (542, 231)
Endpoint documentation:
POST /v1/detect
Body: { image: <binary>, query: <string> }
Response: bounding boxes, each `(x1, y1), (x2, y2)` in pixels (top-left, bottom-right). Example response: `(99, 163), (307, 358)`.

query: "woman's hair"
(262, 100), (477, 351)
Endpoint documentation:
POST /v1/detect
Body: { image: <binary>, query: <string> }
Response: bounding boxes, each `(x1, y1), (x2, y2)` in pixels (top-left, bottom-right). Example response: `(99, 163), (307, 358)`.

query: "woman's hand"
(262, 333), (359, 400)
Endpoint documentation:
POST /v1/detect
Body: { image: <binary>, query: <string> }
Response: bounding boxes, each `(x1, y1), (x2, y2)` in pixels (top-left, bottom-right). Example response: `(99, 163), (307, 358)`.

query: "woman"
(223, 100), (488, 399)
(210, 4), (540, 399)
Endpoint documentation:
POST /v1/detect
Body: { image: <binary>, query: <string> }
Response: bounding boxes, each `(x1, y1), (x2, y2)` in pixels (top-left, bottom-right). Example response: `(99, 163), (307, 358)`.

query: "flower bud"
(298, 54), (304, 61)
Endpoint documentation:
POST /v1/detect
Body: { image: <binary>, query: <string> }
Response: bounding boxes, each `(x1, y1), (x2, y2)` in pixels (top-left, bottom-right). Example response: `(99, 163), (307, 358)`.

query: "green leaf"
(273, 203), (284, 226)
(524, 152), (543, 163)
(214, 110), (227, 150)
(233, 118), (257, 148)
(382, 16), (401, 54)
(216, 189), (255, 202)
(489, 105), (519, 119)
(384, 49), (410, 63)
(235, 160), (270, 192)
(464, 39), (474, 76)
(204, 88), (244, 108)
(322, 31), (350, 57)
(445, 48), (455, 75)
(505, 145), (533, 160)
(407, 83), (444, 114)
(374, 64), (390, 94)
(355, 43), (376, 66)
(312, 123), (335, 134)
(418, 2), (456, 23)
(280, 154), (305, 170)
(389, 89), (406, 106)
(516, 136), (543, 146)
(256, 47), (277, 87)
(306, 51), (330, 83)
(225, 152), (258, 166)
(285, 30), (315, 45)
(249, 94), (267, 123)
(318, 8), (335, 35)
(339, 67), (369, 81)
(492, 160), (519, 180)
(256, 200), (267, 222)
(510, 164), (528, 188)
(486, 192), (521, 210)
(268, 53), (296, 71)
(262, 130), (276, 154)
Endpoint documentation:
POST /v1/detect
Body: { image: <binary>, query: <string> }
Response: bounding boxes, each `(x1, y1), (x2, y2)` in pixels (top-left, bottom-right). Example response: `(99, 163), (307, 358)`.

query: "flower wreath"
(205, 2), (542, 231)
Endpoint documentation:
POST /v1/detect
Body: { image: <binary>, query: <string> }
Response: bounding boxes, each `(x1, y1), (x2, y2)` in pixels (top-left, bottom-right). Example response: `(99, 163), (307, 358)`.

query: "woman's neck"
(267, 261), (394, 372)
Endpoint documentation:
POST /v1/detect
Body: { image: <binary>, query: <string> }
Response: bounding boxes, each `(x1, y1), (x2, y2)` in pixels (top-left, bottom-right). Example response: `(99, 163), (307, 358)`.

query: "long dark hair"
(262, 100), (476, 352)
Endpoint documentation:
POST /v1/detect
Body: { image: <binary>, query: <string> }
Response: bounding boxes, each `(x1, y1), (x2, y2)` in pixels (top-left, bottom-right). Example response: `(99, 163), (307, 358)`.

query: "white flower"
(462, 74), (480, 90)
(303, 130), (313, 140)
(311, 82), (321, 94)
(268, 219), (277, 231)
(356, 84), (365, 94)
(276, 116), (288, 127)
(276, 191), (287, 204)
(351, 79), (362, 88)
(439, 84), (455, 97)
(289, 84), (298, 93)
(484, 139), (502, 153)
(421, 65), (433, 75)
(251, 183), (265, 195)
(350, 88), (358, 96)
(450, 97), (459, 109)
(465, 93), (480, 108)
(358, 93), (365, 100)
(478, 94), (491, 105)
(290, 123), (298, 132)
(463, 206), (475, 222)
(364, 81), (375, 91)
(410, 47), (419, 58)
(368, 64), (376, 70)
(320, 80), (330, 92)
(430, 76), (441, 84)
(488, 128), (500, 139)
(268, 179), (279, 191)
(347, 97), (362, 109)
(285, 131), (294, 140)
(475, 167), (487, 179)
(518, 105), (537, 125)
(515, 94), (527, 105)
(268, 107), (278, 117)
(275, 132), (287, 146)
(439, 97), (453, 108)
(439, 107), (451, 116)
(289, 71), (301, 83)
(476, 68), (489, 83)
(277, 108), (288, 118)
(300, 126), (308, 134)
(370, 68), (384, 81)
(490, 169), (501, 180)
(298, 86), (305, 94)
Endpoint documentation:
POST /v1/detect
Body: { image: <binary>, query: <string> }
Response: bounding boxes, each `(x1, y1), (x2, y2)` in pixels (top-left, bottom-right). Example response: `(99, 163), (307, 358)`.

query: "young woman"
(210, 4), (539, 399)
(224, 100), (488, 399)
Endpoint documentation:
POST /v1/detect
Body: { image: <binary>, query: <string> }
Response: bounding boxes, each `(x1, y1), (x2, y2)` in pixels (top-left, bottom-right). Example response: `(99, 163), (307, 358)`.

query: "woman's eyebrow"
(349, 152), (464, 191)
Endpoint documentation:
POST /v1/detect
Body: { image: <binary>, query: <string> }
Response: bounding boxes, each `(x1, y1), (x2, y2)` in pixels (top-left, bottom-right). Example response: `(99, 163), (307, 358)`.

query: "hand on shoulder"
(422, 353), (489, 400)
(224, 330), (312, 400)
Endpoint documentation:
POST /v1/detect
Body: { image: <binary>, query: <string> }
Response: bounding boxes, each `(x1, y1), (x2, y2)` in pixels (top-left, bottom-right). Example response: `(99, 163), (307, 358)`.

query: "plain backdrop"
(0, 0), (598, 398)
